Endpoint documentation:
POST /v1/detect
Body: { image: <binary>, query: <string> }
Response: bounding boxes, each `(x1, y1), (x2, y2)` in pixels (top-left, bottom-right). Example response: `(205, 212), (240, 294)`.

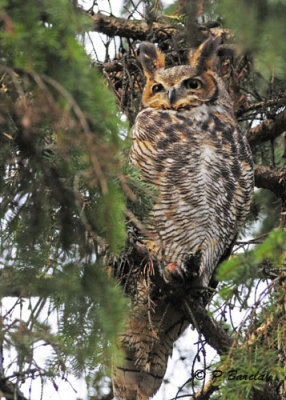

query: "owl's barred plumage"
(113, 38), (254, 400)
(131, 105), (253, 287)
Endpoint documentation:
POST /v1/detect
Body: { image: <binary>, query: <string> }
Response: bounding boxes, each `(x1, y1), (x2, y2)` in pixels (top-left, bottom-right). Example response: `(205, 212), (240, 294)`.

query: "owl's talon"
(163, 263), (185, 284)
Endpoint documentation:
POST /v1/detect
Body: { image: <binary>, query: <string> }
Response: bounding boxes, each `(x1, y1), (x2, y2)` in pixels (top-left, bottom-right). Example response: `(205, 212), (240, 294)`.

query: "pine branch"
(254, 164), (286, 201)
(247, 110), (286, 147)
(0, 267), (56, 297)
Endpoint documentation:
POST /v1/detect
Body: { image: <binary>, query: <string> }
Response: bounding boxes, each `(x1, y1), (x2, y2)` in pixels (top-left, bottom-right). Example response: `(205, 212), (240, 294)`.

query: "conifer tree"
(0, 1), (128, 398)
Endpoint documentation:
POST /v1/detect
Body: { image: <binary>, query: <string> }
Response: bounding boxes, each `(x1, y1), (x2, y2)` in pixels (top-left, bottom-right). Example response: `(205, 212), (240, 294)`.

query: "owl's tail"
(112, 279), (188, 400)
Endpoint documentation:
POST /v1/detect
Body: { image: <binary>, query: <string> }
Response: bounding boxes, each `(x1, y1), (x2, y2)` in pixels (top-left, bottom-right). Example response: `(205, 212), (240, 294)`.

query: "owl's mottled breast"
(130, 105), (253, 286)
(131, 105), (252, 180)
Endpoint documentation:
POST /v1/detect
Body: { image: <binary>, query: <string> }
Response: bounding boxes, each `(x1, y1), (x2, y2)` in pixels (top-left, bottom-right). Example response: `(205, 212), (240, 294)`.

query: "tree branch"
(0, 379), (29, 400)
(254, 164), (286, 200)
(88, 12), (177, 41)
(86, 11), (228, 42)
(237, 97), (286, 118)
(247, 110), (286, 147)
(190, 377), (219, 400)
(184, 298), (233, 355)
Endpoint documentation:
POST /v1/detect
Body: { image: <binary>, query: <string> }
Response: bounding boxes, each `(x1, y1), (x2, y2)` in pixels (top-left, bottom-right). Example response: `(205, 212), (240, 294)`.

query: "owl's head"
(139, 38), (228, 111)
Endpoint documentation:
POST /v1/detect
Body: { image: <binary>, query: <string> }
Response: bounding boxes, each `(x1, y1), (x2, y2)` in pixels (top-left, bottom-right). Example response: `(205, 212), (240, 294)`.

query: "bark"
(89, 12), (177, 41)
(247, 110), (286, 147)
(86, 10), (228, 42)
(237, 98), (286, 118)
(184, 297), (233, 355)
(254, 164), (286, 201)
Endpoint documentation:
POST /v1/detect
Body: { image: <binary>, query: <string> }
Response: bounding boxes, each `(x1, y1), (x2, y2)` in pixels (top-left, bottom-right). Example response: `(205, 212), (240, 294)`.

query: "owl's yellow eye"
(184, 78), (202, 90)
(152, 83), (164, 95)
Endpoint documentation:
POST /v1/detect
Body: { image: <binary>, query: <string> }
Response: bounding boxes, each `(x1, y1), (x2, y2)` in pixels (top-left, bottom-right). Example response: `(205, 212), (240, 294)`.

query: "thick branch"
(184, 298), (233, 355)
(0, 379), (28, 400)
(254, 164), (286, 200)
(87, 11), (227, 42)
(89, 12), (177, 41)
(247, 110), (286, 147)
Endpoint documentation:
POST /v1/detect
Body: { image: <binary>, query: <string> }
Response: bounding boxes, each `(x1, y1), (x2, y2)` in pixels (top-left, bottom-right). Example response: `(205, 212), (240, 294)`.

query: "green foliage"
(248, 189), (281, 235)
(213, 345), (284, 399)
(0, 0), (128, 395)
(217, 229), (286, 302)
(252, 136), (285, 169)
(214, 228), (285, 398)
(95, 182), (127, 254)
(254, 228), (286, 265)
(217, 0), (286, 78)
(122, 163), (158, 222)
(55, 262), (126, 376)
(164, 2), (178, 16)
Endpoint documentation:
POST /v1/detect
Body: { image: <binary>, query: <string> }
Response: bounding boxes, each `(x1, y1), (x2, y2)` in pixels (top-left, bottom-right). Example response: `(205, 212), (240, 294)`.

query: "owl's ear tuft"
(189, 36), (221, 72)
(139, 42), (165, 79)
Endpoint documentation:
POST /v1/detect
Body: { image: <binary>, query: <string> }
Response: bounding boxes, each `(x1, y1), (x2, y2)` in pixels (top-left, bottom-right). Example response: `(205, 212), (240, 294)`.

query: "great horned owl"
(113, 37), (254, 400)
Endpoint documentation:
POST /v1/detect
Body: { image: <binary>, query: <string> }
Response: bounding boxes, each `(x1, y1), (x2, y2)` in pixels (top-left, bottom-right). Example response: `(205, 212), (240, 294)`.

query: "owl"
(113, 37), (254, 400)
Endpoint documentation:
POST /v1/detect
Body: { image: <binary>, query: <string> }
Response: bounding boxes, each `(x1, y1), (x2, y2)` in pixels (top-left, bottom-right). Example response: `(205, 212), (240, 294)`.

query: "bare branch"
(88, 11), (177, 41)
(184, 298), (233, 355)
(86, 11), (228, 42)
(247, 110), (286, 147)
(254, 164), (286, 200)
(237, 97), (286, 118)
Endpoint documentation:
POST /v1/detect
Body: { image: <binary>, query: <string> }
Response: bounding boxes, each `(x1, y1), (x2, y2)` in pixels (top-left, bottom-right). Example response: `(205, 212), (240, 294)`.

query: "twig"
(236, 97), (286, 117)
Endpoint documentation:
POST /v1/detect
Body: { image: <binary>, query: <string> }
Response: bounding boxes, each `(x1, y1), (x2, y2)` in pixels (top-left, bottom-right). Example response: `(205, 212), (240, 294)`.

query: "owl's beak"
(168, 88), (176, 106)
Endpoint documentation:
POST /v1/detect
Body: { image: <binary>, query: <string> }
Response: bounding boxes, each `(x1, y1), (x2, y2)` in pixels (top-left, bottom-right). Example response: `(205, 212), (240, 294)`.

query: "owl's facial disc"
(142, 65), (220, 110)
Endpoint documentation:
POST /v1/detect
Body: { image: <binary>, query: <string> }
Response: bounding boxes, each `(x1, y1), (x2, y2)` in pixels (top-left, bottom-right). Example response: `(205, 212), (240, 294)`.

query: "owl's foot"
(163, 263), (185, 285)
